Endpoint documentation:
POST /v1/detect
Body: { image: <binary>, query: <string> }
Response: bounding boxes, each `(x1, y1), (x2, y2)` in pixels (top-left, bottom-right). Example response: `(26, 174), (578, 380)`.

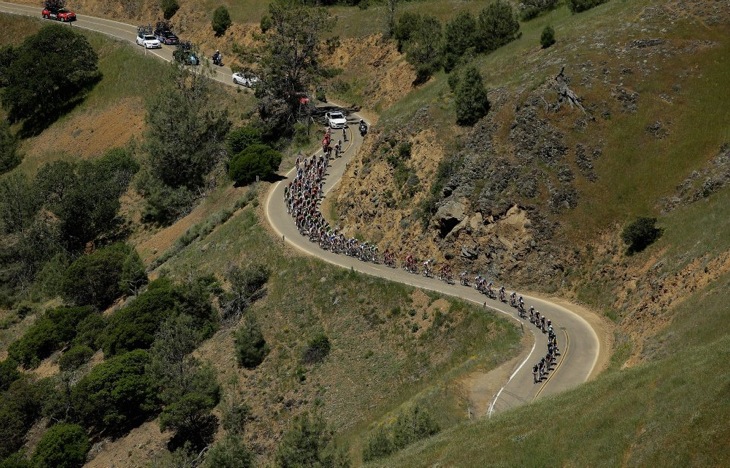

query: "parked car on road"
(136, 32), (161, 49)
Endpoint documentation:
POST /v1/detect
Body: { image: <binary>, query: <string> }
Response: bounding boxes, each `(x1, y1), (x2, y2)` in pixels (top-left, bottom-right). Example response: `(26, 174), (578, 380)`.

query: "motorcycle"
(212, 52), (223, 66)
(359, 121), (367, 137)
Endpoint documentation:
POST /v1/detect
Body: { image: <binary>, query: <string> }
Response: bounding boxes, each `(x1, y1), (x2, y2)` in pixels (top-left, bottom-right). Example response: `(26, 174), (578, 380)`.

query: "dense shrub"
(227, 126), (263, 157)
(160, 0), (179, 19)
(58, 345), (94, 372)
(393, 12), (422, 52)
(31, 423), (90, 468)
(541, 25), (556, 49)
(101, 278), (217, 357)
(212, 6), (232, 36)
(72, 350), (157, 432)
(302, 333), (331, 364)
(8, 306), (92, 368)
(622, 217), (662, 255)
(229, 144), (282, 186)
(476, 0), (520, 54)
(60, 243), (146, 310)
(454, 67), (490, 126)
(403, 15), (442, 83)
(73, 314), (107, 350)
(0, 378), (49, 459)
(568, 0), (608, 13)
(159, 392), (219, 450)
(0, 358), (20, 392)
(234, 315), (269, 369)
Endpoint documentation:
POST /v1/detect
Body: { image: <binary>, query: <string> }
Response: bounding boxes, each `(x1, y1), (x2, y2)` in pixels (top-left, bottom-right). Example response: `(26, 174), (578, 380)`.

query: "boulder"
(434, 200), (466, 238)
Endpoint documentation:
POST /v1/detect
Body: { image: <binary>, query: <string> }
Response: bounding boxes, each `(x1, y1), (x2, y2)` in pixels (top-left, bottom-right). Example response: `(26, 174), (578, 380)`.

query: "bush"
(0, 378), (53, 459)
(72, 350), (158, 432)
(621, 217), (662, 255)
(454, 66), (490, 126)
(476, 0), (520, 54)
(260, 14), (273, 33)
(212, 6), (232, 36)
(0, 358), (20, 392)
(403, 15), (442, 84)
(541, 25), (556, 49)
(227, 126), (263, 157)
(58, 345), (94, 372)
(60, 243), (146, 310)
(393, 12), (422, 52)
(8, 306), (92, 368)
(204, 436), (254, 468)
(520, 0), (559, 20)
(362, 405), (439, 461)
(101, 278), (217, 357)
(159, 392), (219, 450)
(568, 0), (608, 13)
(302, 333), (331, 365)
(229, 144), (282, 186)
(234, 315), (269, 369)
(160, 0), (179, 19)
(73, 314), (107, 350)
(220, 264), (270, 323)
(31, 423), (90, 468)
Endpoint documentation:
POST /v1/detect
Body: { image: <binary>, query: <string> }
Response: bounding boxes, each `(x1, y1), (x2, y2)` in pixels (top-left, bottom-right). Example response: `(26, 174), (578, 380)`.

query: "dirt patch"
(85, 420), (168, 468)
(20, 98), (144, 170)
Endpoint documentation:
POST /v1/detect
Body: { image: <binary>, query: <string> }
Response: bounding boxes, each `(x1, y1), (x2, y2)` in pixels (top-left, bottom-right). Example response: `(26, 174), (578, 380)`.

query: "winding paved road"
(0, 3), (605, 416)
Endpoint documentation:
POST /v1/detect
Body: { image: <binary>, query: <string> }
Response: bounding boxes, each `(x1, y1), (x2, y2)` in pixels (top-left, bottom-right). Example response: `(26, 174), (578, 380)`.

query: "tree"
(60, 243), (146, 310)
(454, 66), (490, 126)
(31, 423), (90, 468)
(622, 217), (662, 255)
(234, 315), (269, 369)
(229, 144), (282, 186)
(275, 412), (349, 468)
(1, 25), (101, 134)
(253, 0), (334, 135)
(520, 0), (559, 20)
(160, 0), (179, 19)
(0, 173), (39, 235)
(476, 0), (520, 54)
(159, 392), (219, 450)
(0, 378), (52, 459)
(72, 350), (158, 432)
(541, 25), (556, 48)
(404, 15), (442, 84)
(0, 119), (21, 174)
(385, 0), (398, 39)
(144, 66), (230, 192)
(212, 6), (232, 36)
(219, 264), (270, 323)
(441, 11), (477, 73)
(393, 12), (421, 53)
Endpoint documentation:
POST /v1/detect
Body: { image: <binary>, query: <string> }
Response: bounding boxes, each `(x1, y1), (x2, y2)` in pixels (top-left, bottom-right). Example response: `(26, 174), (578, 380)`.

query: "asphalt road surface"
(0, 3), (603, 417)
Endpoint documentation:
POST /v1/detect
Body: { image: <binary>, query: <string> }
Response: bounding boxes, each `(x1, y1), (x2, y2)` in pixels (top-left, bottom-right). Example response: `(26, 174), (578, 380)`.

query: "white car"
(325, 111), (347, 129)
(232, 72), (259, 88)
(136, 33), (161, 49)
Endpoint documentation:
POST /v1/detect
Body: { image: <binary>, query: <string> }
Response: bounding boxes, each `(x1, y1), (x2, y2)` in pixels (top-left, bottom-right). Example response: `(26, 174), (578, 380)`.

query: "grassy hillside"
(373, 183), (730, 466)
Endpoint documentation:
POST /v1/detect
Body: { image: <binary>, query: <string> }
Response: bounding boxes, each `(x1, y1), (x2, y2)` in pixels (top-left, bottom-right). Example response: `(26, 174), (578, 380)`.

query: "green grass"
(372, 271), (730, 466)
(159, 201), (522, 462)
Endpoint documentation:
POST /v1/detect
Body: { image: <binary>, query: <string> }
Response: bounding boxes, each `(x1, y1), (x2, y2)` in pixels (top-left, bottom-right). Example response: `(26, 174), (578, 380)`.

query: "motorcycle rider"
(213, 50), (222, 65)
